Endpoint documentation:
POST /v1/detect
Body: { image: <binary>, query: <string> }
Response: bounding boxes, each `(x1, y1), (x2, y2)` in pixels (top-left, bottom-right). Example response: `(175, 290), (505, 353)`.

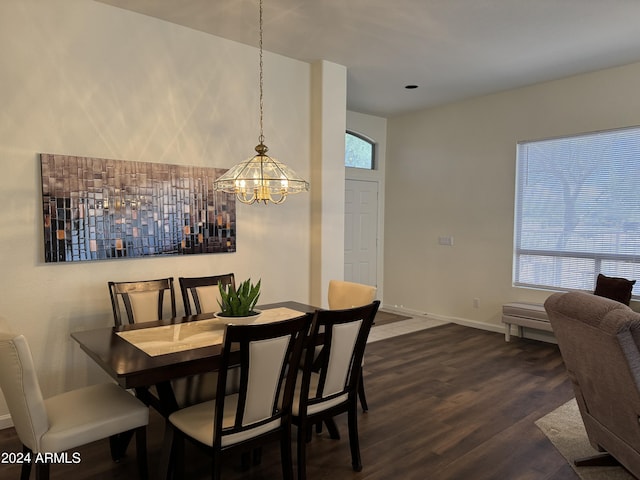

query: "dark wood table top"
(71, 301), (318, 391)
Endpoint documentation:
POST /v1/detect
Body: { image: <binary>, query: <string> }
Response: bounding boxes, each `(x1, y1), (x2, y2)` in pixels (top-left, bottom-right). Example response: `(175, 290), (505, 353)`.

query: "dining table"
(71, 301), (318, 419)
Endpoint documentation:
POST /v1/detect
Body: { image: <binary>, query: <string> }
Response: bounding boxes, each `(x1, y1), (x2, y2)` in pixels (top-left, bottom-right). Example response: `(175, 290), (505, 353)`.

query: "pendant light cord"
(213, 0), (308, 203)
(258, 0), (265, 146)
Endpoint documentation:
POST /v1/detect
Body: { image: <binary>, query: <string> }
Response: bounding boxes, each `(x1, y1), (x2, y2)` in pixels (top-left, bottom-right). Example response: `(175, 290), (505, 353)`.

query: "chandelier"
(214, 0), (309, 205)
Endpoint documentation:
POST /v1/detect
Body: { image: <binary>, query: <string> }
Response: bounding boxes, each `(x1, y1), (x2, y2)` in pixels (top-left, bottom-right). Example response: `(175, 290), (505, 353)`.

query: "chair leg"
(314, 419), (342, 437)
(174, 433), (185, 478)
(212, 449), (222, 480)
(574, 452), (620, 467)
(109, 429), (134, 462)
(297, 425), (308, 480)
(135, 426), (149, 480)
(253, 447), (262, 466)
(20, 445), (32, 480)
(160, 422), (180, 480)
(240, 451), (251, 471)
(347, 401), (363, 472)
(358, 377), (369, 412)
(35, 462), (50, 480)
(280, 426), (294, 480)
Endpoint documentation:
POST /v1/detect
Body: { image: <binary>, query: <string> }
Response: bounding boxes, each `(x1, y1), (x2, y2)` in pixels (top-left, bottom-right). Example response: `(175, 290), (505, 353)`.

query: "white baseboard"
(380, 304), (430, 318)
(428, 312), (506, 334)
(0, 413), (13, 430)
(381, 303), (503, 332)
(381, 303), (556, 343)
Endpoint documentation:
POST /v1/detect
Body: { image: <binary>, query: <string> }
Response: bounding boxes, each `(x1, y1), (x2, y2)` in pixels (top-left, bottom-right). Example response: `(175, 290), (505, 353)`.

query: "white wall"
(0, 0), (319, 422)
(385, 62), (640, 331)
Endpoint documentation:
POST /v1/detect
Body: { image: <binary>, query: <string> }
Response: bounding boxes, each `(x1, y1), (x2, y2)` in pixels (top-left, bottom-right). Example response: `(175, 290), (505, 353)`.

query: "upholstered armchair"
(544, 291), (640, 477)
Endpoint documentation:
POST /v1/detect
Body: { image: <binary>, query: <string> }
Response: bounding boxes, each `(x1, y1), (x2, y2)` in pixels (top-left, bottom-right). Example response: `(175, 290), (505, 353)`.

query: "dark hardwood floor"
(0, 323), (578, 480)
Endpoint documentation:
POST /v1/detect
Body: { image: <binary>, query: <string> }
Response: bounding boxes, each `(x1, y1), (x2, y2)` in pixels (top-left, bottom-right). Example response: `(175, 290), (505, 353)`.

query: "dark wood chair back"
(216, 315), (310, 446)
(178, 274), (235, 316)
(108, 277), (177, 327)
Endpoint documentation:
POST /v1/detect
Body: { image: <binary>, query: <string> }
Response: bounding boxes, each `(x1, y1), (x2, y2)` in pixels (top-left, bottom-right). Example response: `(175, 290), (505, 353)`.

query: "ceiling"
(98, 0), (640, 118)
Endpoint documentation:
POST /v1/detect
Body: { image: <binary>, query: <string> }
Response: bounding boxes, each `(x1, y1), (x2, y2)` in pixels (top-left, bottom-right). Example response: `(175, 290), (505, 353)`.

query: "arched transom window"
(345, 131), (375, 170)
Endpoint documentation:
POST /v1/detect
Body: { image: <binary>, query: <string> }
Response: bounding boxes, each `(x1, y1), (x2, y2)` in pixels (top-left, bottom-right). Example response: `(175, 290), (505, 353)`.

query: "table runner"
(116, 307), (307, 357)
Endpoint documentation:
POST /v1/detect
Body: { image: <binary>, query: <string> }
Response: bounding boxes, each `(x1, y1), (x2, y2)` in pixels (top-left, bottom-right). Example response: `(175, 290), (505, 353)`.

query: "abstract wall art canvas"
(40, 153), (236, 263)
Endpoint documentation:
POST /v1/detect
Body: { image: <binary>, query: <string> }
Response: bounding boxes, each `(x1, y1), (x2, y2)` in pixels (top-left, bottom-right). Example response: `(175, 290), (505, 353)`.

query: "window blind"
(514, 126), (640, 297)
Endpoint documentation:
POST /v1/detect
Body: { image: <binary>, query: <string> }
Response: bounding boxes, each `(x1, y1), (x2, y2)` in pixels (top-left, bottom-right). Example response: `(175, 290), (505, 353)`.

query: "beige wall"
(385, 62), (640, 330)
(0, 0), (348, 424)
(310, 61), (348, 307)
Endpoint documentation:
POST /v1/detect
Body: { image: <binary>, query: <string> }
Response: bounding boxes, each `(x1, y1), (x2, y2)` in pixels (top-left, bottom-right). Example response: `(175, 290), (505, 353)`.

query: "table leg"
(135, 383), (179, 417)
(155, 381), (180, 416)
(325, 418), (340, 439)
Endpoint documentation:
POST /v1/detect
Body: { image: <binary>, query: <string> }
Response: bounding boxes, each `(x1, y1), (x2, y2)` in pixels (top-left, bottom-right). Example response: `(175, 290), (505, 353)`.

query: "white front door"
(344, 179), (378, 286)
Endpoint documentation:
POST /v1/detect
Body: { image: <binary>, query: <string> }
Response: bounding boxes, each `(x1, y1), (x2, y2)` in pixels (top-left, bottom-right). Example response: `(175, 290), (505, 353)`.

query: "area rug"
(374, 310), (411, 326)
(535, 398), (634, 480)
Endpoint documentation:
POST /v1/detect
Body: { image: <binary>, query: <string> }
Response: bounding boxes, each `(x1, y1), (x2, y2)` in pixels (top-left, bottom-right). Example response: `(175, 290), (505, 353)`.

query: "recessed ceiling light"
(405, 85), (418, 89)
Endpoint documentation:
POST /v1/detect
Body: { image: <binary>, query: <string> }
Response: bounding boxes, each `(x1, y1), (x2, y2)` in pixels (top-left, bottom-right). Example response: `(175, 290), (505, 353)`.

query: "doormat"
(374, 311), (412, 326)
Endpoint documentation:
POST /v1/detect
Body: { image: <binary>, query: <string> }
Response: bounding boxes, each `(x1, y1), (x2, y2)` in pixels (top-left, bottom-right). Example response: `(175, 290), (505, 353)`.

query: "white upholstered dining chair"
(0, 328), (149, 480)
(327, 279), (377, 411)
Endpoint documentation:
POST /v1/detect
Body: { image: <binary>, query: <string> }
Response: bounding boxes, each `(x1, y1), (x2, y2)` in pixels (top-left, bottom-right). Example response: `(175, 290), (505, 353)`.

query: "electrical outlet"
(438, 236), (454, 246)
(473, 298), (480, 308)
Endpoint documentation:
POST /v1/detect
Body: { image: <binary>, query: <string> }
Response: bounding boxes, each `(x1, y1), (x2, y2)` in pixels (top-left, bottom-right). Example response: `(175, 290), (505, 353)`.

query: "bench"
(502, 302), (551, 341)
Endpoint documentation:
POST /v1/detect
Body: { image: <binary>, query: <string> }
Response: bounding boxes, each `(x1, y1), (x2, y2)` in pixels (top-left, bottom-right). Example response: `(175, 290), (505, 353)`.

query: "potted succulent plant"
(216, 278), (261, 319)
